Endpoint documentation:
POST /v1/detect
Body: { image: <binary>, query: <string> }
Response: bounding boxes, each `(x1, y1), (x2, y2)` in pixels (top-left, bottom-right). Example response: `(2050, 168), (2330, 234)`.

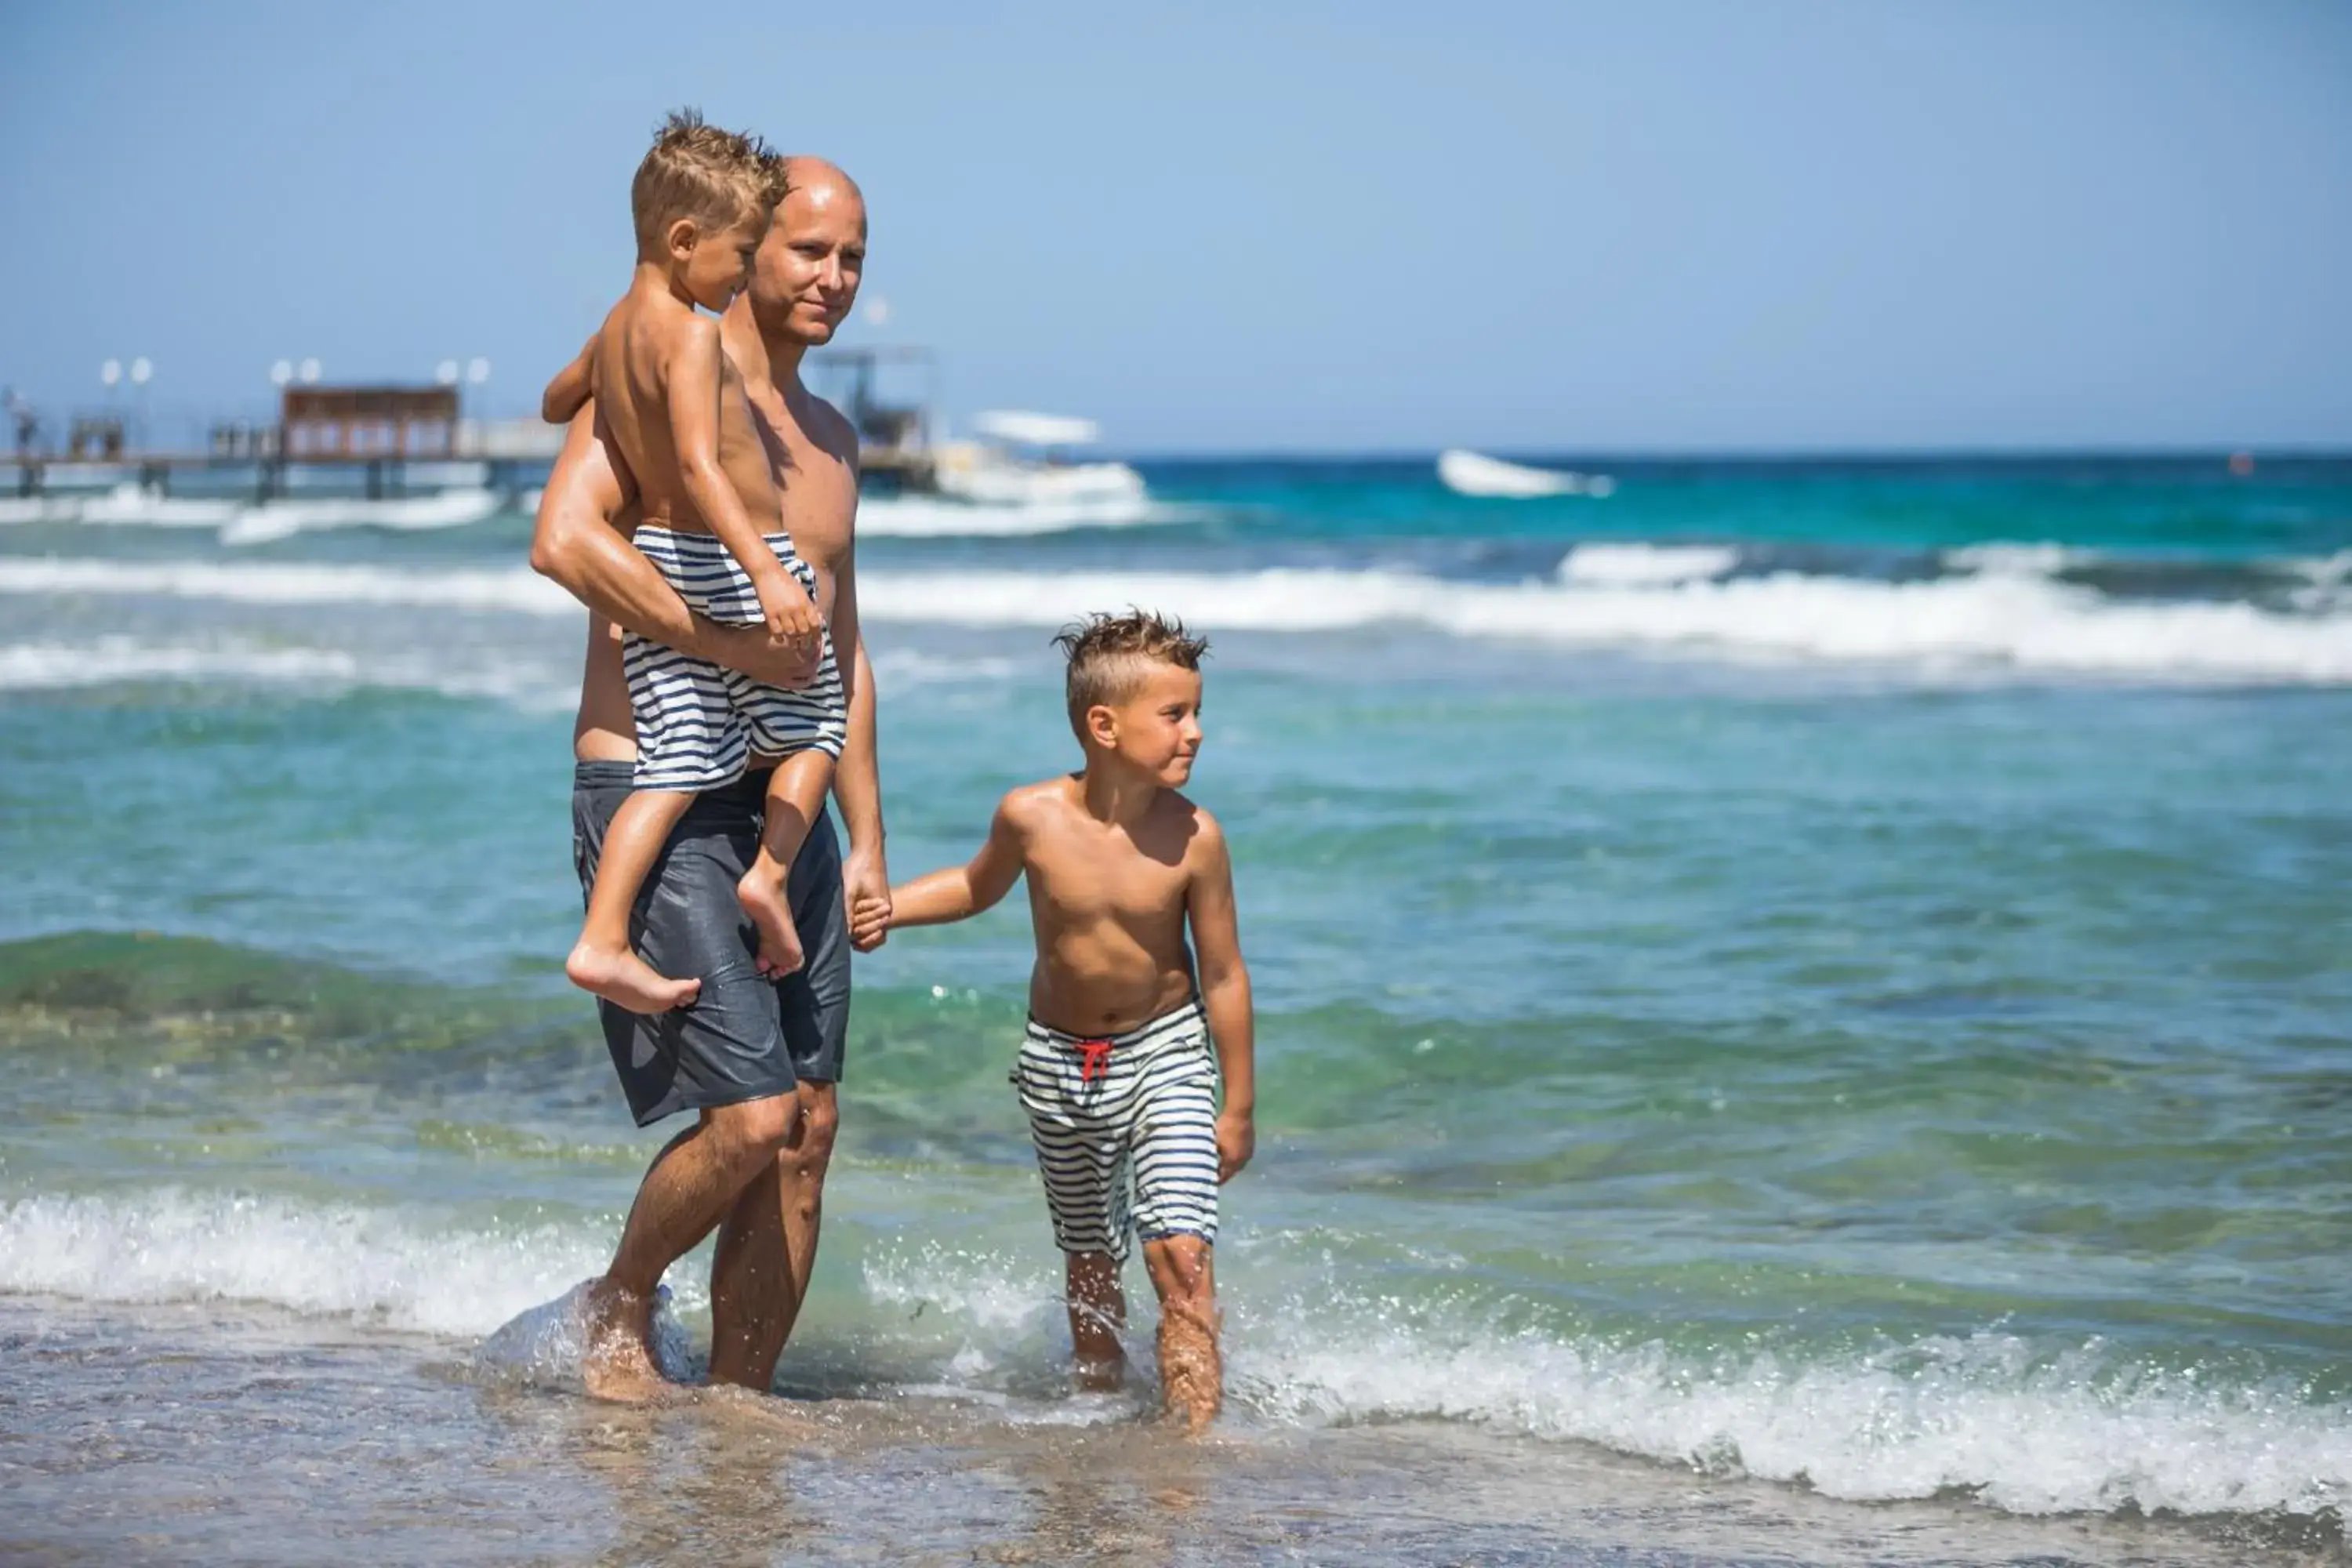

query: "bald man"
(533, 159), (887, 1399)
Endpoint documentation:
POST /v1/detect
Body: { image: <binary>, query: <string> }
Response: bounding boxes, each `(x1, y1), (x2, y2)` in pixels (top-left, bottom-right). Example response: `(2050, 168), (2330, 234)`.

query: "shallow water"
(2, 456), (2350, 1561)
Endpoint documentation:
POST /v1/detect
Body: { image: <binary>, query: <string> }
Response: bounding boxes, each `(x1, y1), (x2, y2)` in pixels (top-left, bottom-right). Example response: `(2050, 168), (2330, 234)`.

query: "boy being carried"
(887, 612), (1256, 1431)
(564, 111), (848, 1014)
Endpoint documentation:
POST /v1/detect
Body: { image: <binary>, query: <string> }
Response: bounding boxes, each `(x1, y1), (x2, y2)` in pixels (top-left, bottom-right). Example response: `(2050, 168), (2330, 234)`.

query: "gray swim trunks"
(571, 760), (851, 1126)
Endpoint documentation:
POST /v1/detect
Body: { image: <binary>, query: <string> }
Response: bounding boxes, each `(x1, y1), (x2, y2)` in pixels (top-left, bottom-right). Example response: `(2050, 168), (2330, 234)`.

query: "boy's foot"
(1073, 1352), (1129, 1393)
(566, 939), (701, 1014)
(579, 1279), (671, 1404)
(737, 873), (805, 977)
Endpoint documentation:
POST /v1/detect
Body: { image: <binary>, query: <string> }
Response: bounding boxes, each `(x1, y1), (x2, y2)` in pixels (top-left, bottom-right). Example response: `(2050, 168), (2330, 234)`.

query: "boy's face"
(1091, 662), (1204, 787)
(672, 206), (770, 313)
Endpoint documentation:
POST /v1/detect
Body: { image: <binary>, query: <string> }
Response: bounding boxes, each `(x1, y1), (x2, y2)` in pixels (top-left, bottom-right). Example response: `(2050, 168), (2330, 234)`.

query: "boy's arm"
(887, 800), (1024, 928)
(529, 403), (821, 689)
(666, 320), (819, 644)
(541, 332), (598, 425)
(1188, 814), (1256, 1182)
(831, 542), (892, 951)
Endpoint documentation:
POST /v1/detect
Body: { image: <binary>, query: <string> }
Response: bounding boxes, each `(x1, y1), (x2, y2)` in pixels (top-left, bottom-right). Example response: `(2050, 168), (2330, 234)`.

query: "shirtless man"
(532, 158), (888, 1399)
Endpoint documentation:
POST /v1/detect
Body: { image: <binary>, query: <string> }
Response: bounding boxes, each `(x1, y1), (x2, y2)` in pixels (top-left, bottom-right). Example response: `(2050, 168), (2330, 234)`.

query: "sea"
(2, 454), (2349, 1566)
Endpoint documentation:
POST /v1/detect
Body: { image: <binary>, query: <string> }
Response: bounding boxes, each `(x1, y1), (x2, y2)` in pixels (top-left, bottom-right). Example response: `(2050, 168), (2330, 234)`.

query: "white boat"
(1437, 448), (1614, 499)
(931, 411), (1146, 509)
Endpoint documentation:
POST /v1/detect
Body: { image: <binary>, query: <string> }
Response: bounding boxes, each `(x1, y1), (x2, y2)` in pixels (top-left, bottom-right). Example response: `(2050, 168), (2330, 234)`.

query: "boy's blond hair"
(630, 108), (786, 253)
(1054, 610), (1210, 741)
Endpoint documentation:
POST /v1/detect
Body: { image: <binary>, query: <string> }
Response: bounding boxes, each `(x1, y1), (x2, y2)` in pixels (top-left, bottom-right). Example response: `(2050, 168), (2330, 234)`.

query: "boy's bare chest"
(1029, 837), (1188, 928)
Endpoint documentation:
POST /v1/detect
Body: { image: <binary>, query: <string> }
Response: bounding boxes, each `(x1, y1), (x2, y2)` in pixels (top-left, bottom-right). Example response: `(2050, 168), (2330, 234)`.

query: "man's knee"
(709, 1093), (796, 1163)
(786, 1083), (839, 1171)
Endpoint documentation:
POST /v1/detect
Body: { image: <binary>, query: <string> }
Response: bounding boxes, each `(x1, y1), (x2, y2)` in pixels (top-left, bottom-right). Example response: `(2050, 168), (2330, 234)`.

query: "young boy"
(561, 111), (849, 1015)
(887, 612), (1256, 1431)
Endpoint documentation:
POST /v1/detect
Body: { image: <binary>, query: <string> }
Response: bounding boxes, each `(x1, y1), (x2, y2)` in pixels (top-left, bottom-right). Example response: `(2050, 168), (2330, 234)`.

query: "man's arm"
(829, 539), (891, 949)
(1187, 814), (1256, 1182)
(529, 403), (818, 688)
(887, 800), (1024, 928)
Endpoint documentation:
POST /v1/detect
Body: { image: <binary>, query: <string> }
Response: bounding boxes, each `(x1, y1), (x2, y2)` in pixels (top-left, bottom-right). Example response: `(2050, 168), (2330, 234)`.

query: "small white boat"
(1437, 448), (1613, 499)
(932, 411), (1146, 509)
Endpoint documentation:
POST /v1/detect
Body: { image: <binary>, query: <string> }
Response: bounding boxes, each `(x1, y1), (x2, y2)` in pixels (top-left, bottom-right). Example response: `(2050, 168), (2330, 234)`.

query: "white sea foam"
(1558, 543), (1739, 586)
(5, 1189), (2346, 1521)
(1945, 541), (2095, 577)
(11, 554), (2352, 683)
(857, 493), (1185, 537)
(0, 1189), (616, 1337)
(0, 637), (576, 708)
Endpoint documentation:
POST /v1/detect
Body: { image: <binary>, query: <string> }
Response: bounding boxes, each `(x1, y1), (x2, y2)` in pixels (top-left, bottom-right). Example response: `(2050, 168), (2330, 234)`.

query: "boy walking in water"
(887, 612), (1256, 1430)
(564, 112), (849, 1014)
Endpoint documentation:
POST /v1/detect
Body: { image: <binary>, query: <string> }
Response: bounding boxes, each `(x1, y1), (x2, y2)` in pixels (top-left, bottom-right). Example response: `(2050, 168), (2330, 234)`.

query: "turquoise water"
(3, 456), (2350, 1559)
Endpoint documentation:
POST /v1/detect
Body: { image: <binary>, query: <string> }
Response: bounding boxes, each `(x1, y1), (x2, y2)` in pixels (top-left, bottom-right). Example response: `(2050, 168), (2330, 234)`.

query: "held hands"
(843, 848), (893, 952)
(1214, 1107), (1255, 1183)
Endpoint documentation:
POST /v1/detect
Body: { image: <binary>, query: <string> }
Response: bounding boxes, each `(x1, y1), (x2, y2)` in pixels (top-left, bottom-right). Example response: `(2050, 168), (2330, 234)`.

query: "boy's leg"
(1127, 1028), (1224, 1430)
(1065, 1250), (1129, 1390)
(581, 1090), (795, 1402)
(737, 750), (835, 978)
(1142, 1236), (1219, 1431)
(568, 787), (700, 1013)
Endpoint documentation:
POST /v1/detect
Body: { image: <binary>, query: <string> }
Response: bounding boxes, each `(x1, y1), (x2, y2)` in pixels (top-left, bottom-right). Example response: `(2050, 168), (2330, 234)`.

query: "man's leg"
(582, 1091), (793, 1402)
(707, 1080), (839, 1390)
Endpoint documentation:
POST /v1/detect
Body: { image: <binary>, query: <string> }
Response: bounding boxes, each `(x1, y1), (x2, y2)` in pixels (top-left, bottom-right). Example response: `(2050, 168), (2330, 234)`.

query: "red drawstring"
(1076, 1038), (1114, 1083)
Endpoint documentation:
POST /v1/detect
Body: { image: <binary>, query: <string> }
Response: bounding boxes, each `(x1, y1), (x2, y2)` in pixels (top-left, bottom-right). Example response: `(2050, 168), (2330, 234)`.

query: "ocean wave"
(857, 493), (1189, 537)
(11, 554), (2352, 683)
(1944, 541), (2097, 577)
(0, 637), (575, 707)
(6, 1188), (2345, 1523)
(0, 1189), (619, 1338)
(1558, 542), (1738, 586)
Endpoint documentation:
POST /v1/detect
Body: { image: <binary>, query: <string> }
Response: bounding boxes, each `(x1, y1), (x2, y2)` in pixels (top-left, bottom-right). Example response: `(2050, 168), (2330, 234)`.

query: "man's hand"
(1215, 1108), (1255, 1183)
(843, 845), (893, 952)
(696, 620), (823, 689)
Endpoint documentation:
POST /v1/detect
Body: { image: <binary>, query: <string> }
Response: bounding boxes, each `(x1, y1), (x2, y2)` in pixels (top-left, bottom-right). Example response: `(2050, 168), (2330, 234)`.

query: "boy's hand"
(752, 564), (826, 648)
(1214, 1108), (1254, 1183)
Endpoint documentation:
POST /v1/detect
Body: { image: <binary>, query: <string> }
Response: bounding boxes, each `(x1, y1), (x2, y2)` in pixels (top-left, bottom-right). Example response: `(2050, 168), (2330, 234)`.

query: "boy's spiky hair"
(1053, 609), (1210, 740)
(630, 108), (786, 252)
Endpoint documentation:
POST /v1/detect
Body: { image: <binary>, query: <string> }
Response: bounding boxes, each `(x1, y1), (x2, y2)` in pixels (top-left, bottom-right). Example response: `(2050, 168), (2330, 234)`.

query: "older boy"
(565, 111), (848, 1020)
(887, 612), (1256, 1430)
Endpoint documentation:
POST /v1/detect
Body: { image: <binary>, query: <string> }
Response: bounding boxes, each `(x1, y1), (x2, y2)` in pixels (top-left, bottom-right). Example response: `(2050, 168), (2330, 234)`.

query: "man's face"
(749, 184), (866, 343)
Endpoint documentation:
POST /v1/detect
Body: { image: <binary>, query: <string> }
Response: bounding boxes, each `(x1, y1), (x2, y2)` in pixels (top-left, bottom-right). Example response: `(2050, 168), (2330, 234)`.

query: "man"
(532, 158), (888, 1399)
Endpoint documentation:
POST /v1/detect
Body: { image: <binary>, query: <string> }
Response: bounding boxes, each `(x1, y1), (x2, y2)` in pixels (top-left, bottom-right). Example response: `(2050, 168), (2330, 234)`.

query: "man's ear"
(1085, 704), (1119, 750)
(666, 217), (699, 263)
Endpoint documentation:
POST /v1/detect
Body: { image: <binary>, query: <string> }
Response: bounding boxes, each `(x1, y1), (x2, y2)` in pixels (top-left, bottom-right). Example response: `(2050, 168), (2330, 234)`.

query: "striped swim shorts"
(623, 524), (848, 792)
(1012, 998), (1221, 1260)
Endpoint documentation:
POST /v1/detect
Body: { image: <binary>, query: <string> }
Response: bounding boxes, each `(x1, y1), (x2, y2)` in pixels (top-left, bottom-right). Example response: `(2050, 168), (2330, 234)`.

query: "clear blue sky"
(4, 1), (2347, 453)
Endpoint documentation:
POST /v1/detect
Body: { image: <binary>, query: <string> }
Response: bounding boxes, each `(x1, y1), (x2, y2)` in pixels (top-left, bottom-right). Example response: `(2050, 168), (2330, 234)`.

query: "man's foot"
(737, 873), (805, 978)
(567, 938), (700, 1014)
(579, 1278), (671, 1404)
(1074, 1352), (1129, 1394)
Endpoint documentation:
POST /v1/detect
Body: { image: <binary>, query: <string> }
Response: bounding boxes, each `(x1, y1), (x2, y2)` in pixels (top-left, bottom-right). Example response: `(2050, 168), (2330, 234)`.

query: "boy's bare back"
(996, 775), (1225, 1034)
(593, 289), (782, 551)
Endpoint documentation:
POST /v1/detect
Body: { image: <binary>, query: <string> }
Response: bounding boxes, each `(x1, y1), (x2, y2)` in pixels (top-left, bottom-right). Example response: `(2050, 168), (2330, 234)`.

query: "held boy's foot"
(737, 873), (805, 978)
(566, 939), (701, 1015)
(579, 1279), (671, 1404)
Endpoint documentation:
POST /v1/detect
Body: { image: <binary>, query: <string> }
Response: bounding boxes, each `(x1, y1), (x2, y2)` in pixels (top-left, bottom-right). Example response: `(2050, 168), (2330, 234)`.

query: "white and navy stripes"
(624, 524), (848, 792)
(1012, 999), (1221, 1258)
